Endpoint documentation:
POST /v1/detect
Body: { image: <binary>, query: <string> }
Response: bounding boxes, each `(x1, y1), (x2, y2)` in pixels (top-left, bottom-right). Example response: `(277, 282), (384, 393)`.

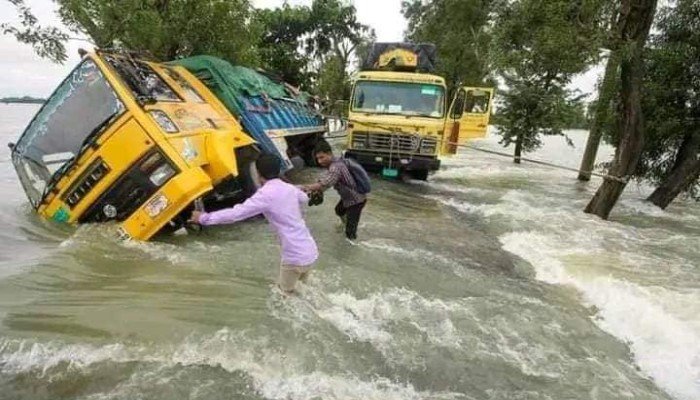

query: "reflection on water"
(0, 105), (697, 400)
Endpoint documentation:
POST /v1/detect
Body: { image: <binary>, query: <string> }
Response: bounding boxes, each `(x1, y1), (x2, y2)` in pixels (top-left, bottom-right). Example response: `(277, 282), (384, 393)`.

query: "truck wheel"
(236, 145), (262, 197)
(156, 204), (194, 236)
(408, 170), (429, 181)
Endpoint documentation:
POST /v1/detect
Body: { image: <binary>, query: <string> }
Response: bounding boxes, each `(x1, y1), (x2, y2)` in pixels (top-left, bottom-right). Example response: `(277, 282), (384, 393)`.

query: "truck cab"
(346, 70), (446, 180)
(10, 50), (257, 240)
(345, 43), (494, 180)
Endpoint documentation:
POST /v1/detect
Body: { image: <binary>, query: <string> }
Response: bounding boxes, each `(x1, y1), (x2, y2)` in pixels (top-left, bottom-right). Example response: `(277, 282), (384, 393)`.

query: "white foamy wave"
(428, 182), (495, 197)
(430, 192), (571, 223)
(315, 288), (464, 352)
(0, 340), (133, 375)
(618, 198), (700, 222)
(0, 331), (467, 400)
(170, 329), (466, 399)
(487, 327), (564, 379)
(255, 371), (467, 400)
(500, 231), (700, 400)
(57, 223), (189, 265)
(120, 239), (189, 265)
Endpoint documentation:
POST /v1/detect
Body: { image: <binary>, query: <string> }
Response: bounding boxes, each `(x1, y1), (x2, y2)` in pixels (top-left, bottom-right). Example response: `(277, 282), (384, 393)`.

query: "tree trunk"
(514, 132), (523, 164)
(647, 132), (700, 209)
(578, 52), (620, 181)
(584, 0), (658, 219)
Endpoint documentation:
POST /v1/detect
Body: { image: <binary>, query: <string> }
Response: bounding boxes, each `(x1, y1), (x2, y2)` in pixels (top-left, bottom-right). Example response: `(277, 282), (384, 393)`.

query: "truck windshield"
(352, 81), (445, 118)
(11, 58), (125, 207)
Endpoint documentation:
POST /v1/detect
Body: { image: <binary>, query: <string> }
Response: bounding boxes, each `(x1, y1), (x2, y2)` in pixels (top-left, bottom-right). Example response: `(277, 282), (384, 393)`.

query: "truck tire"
(408, 169), (429, 181)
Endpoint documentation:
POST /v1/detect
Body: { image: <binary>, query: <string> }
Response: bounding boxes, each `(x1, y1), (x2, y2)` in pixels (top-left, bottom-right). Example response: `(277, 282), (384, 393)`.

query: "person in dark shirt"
(302, 142), (367, 240)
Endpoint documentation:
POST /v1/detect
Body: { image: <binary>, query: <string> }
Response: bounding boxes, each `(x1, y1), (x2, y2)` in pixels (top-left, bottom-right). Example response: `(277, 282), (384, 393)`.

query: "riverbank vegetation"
(3, 0), (697, 216)
(0, 96), (45, 104)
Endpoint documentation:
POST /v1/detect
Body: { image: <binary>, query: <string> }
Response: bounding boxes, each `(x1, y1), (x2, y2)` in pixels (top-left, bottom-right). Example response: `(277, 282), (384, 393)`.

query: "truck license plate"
(382, 168), (399, 178)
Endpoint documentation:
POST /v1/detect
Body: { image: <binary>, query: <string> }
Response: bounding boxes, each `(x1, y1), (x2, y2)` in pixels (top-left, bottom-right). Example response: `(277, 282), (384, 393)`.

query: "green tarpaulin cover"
(170, 55), (295, 115)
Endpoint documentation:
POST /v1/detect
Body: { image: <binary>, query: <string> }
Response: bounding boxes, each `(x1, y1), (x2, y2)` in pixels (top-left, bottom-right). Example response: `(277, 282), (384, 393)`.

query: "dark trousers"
(334, 200), (366, 240)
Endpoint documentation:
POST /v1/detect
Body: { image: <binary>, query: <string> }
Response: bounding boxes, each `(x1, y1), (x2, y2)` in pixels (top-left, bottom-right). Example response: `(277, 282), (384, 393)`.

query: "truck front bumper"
(119, 167), (212, 241)
(344, 150), (441, 172)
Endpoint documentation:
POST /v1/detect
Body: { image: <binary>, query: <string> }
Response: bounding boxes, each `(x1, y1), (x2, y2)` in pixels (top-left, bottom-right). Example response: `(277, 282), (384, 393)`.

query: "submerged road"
(1, 104), (698, 400)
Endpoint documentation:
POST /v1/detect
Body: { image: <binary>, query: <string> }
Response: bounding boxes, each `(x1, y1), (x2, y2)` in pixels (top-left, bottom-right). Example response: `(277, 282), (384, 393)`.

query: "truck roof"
(353, 70), (446, 86)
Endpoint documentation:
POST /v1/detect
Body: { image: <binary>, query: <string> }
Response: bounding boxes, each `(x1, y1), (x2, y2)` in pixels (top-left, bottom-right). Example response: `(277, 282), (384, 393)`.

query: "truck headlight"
(352, 133), (367, 149)
(149, 110), (179, 133)
(144, 193), (169, 218)
(420, 137), (438, 154)
(149, 162), (176, 186)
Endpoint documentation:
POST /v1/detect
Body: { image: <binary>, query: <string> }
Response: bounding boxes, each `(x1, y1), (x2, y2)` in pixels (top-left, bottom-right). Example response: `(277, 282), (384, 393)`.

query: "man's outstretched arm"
(303, 165), (340, 192)
(194, 191), (268, 225)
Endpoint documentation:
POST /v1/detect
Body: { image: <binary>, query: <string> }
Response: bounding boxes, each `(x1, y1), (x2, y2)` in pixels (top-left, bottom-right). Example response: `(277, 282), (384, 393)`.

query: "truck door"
(442, 87), (494, 155)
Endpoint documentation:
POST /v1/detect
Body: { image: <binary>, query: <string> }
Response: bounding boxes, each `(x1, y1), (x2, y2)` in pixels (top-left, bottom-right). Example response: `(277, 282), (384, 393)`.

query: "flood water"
(0, 103), (698, 400)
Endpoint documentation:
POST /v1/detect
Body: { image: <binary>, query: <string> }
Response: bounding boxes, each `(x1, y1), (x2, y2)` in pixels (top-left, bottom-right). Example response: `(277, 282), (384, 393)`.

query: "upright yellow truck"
(9, 50), (258, 240)
(345, 43), (494, 180)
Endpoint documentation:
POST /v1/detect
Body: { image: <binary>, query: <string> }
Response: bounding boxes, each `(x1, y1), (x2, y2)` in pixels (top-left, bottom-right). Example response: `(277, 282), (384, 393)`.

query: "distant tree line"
(3, 0), (697, 215)
(0, 96), (45, 104)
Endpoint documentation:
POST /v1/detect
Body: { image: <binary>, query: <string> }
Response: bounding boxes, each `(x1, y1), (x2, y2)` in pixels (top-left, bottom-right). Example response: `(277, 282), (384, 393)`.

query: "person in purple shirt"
(190, 154), (318, 294)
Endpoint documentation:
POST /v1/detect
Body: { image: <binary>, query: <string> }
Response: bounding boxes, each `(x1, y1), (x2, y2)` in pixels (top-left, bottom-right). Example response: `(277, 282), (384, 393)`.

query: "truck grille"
(62, 158), (110, 209)
(79, 150), (177, 223)
(353, 131), (437, 155)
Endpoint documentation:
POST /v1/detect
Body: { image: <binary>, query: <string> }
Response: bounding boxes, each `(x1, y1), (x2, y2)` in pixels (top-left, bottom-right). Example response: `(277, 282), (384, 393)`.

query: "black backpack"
(343, 158), (371, 194)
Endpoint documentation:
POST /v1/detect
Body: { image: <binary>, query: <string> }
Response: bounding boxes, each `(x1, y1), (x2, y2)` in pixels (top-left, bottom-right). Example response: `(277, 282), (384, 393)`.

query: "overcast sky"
(0, 0), (600, 98)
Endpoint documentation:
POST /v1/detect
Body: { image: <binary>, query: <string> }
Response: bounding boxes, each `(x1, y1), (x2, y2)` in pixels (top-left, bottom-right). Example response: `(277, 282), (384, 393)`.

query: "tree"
(577, 50), (620, 180)
(255, 0), (372, 102)
(1, 0), (68, 63)
(639, 0), (700, 208)
(56, 0), (260, 65)
(401, 0), (499, 89)
(577, 3), (621, 181)
(493, 0), (608, 163)
(255, 4), (314, 88)
(306, 0), (372, 71)
(585, 0), (659, 219)
(315, 55), (349, 105)
(305, 0), (373, 103)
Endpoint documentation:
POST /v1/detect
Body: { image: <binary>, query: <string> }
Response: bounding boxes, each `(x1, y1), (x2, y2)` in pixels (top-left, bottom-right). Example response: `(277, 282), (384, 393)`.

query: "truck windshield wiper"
(38, 112), (119, 206)
(78, 111), (119, 151)
(100, 53), (156, 106)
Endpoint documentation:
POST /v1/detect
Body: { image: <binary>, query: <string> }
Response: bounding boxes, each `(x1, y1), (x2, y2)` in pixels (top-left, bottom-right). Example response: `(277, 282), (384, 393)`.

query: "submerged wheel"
(408, 169), (429, 181)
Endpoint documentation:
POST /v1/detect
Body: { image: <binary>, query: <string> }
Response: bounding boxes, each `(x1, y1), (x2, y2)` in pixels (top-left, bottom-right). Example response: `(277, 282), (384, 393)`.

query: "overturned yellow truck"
(9, 50), (324, 240)
(345, 43), (494, 180)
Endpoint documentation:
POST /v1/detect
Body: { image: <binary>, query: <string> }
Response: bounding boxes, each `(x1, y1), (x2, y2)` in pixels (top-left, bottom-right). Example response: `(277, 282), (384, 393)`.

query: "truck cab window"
(11, 58), (125, 207)
(465, 90), (490, 114)
(352, 81), (445, 118)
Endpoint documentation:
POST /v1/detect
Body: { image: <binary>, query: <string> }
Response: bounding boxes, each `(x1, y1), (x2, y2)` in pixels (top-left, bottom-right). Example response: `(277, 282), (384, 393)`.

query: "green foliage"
(315, 55), (350, 105)
(255, 4), (314, 87)
(599, 0), (700, 194)
(254, 0), (372, 102)
(1, 0), (68, 63)
(306, 0), (373, 103)
(496, 76), (585, 149)
(56, 0), (260, 65)
(401, 0), (500, 88)
(305, 0), (372, 66)
(568, 99), (591, 130)
(636, 0), (700, 196)
(493, 0), (608, 153)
